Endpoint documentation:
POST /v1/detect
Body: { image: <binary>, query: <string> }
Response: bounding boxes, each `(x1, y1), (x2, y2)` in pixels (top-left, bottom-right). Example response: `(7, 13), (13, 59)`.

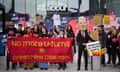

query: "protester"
(110, 26), (119, 67)
(106, 27), (112, 64)
(57, 30), (67, 70)
(117, 26), (120, 66)
(16, 24), (24, 37)
(76, 17), (94, 71)
(117, 36), (120, 66)
(32, 24), (39, 35)
(48, 29), (54, 38)
(23, 27), (34, 70)
(66, 25), (76, 54)
(16, 24), (24, 67)
(53, 25), (60, 35)
(97, 25), (107, 66)
(39, 26), (48, 70)
(5, 21), (17, 70)
(31, 24), (39, 68)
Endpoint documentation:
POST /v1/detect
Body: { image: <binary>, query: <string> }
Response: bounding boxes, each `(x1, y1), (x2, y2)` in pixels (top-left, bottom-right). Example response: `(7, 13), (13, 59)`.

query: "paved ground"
(0, 48), (120, 72)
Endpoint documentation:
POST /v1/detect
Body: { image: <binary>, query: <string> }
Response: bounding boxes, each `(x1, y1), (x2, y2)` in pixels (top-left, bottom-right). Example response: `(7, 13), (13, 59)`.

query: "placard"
(93, 14), (103, 26)
(104, 15), (110, 25)
(86, 41), (101, 56)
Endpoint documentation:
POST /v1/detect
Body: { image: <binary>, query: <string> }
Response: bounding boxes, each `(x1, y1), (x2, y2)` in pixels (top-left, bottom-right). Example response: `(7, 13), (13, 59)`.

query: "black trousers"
(101, 54), (105, 64)
(107, 53), (112, 62)
(6, 53), (16, 69)
(107, 47), (112, 63)
(111, 48), (117, 64)
(77, 46), (88, 69)
(117, 49), (120, 63)
(58, 63), (66, 68)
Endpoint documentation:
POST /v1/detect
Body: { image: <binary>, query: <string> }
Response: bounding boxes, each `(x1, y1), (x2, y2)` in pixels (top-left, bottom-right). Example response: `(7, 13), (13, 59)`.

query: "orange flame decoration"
(91, 48), (105, 56)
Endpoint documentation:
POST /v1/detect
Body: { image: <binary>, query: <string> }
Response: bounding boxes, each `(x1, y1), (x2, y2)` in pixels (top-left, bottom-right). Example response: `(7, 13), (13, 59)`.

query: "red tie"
(82, 31), (85, 38)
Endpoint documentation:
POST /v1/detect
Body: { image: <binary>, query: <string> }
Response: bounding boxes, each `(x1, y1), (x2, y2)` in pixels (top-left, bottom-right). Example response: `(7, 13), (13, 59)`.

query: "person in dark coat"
(16, 24), (24, 67)
(66, 25), (76, 54)
(117, 26), (120, 65)
(57, 30), (67, 70)
(97, 25), (107, 66)
(39, 26), (48, 70)
(117, 36), (120, 66)
(110, 26), (119, 67)
(106, 27), (112, 64)
(5, 21), (17, 70)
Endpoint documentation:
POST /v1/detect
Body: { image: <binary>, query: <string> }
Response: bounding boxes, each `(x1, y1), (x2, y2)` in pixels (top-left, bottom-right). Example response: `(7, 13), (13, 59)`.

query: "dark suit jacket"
(76, 30), (94, 48)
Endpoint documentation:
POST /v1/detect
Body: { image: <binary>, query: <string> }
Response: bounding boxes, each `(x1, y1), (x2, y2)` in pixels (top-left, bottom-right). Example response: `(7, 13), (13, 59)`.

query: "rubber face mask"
(78, 19), (87, 31)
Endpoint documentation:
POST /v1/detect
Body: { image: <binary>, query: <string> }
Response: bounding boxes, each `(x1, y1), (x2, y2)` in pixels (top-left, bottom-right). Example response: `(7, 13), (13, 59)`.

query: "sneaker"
(85, 68), (88, 71)
(24, 68), (28, 70)
(40, 68), (43, 70)
(30, 68), (33, 70)
(12, 67), (16, 70)
(107, 61), (111, 64)
(77, 68), (80, 71)
(102, 64), (106, 67)
(117, 62), (120, 65)
(58, 67), (62, 70)
(6, 68), (9, 70)
(114, 64), (116, 67)
(63, 67), (66, 70)
(44, 68), (48, 70)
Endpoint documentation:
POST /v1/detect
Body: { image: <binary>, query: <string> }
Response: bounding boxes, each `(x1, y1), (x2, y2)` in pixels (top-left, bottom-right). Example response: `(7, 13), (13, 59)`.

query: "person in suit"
(76, 17), (94, 71)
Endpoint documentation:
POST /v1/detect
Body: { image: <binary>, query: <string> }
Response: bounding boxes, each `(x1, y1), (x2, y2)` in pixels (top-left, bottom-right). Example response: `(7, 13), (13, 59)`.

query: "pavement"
(0, 47), (120, 72)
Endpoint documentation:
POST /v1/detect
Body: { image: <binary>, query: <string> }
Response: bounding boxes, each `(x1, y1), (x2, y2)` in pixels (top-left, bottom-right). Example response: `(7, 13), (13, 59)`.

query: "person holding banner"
(5, 21), (17, 70)
(76, 17), (94, 71)
(57, 30), (67, 70)
(32, 24), (39, 68)
(16, 24), (24, 67)
(23, 27), (35, 70)
(39, 26), (49, 70)
(66, 25), (76, 54)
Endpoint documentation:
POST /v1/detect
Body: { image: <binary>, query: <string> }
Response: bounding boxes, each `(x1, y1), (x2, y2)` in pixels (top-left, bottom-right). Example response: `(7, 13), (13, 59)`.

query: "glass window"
(15, 0), (26, 13)
(14, 0), (79, 19)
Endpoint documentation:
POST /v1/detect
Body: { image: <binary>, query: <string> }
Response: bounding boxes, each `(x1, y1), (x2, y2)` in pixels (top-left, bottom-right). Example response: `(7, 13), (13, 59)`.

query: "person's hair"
(111, 26), (116, 30)
(24, 27), (32, 34)
(98, 25), (104, 29)
(118, 26), (120, 30)
(36, 14), (43, 18)
(66, 25), (73, 32)
(18, 24), (22, 27)
(41, 26), (48, 34)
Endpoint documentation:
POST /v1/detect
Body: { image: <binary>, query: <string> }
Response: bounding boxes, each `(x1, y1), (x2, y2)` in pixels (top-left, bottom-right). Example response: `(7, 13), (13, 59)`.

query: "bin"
(92, 56), (101, 71)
